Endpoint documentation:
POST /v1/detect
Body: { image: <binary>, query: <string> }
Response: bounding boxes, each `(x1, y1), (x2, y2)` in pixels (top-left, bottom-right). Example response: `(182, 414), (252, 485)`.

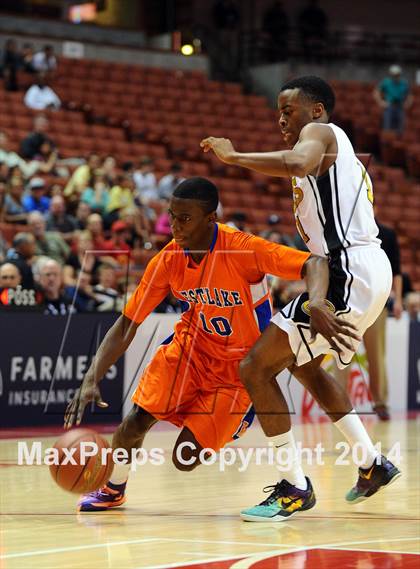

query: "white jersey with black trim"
(292, 122), (380, 258)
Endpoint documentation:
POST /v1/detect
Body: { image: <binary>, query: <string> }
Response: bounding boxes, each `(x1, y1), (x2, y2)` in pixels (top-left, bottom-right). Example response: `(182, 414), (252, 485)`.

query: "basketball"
(49, 428), (113, 494)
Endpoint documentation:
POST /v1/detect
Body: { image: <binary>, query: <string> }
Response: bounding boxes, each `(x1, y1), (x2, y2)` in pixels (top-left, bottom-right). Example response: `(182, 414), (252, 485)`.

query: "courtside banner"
(407, 320), (420, 411)
(0, 313), (123, 427)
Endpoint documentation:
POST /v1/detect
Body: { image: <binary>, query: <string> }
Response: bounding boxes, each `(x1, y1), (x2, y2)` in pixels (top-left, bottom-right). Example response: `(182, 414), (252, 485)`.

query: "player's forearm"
(303, 256), (330, 304)
(85, 315), (138, 385)
(229, 150), (307, 178)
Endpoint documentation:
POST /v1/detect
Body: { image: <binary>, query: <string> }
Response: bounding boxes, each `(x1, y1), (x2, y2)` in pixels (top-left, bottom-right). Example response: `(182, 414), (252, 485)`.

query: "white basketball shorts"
(271, 245), (393, 369)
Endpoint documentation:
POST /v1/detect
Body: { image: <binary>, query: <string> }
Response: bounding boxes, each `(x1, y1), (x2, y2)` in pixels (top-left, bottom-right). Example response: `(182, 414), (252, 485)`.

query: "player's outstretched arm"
(200, 124), (332, 178)
(302, 256), (361, 353)
(64, 314), (139, 429)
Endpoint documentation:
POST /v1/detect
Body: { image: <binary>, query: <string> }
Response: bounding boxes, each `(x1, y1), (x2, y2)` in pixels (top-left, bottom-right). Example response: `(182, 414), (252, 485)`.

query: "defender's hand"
(64, 379), (108, 429)
(309, 300), (361, 353)
(200, 137), (236, 164)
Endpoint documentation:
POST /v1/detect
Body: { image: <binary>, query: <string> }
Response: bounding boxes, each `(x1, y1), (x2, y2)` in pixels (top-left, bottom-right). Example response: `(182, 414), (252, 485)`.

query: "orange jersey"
(123, 223), (310, 361)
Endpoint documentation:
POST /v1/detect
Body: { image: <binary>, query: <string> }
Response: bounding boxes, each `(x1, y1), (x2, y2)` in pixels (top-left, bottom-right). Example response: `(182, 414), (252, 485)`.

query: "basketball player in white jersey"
(201, 76), (401, 521)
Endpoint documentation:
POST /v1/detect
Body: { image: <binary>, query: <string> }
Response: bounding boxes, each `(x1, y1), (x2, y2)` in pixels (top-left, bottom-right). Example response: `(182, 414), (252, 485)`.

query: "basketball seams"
(50, 429), (112, 494)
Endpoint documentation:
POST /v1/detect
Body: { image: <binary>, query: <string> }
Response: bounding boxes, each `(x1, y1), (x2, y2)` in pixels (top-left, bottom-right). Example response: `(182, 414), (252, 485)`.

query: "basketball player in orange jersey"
(64, 176), (357, 512)
(201, 76), (401, 521)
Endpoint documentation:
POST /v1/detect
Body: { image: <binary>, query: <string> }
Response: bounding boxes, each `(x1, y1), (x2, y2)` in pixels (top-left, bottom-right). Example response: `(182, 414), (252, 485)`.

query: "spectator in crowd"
(260, 214), (294, 246)
(102, 155), (118, 186)
(22, 177), (50, 214)
(405, 292), (420, 321)
(133, 156), (159, 204)
(93, 264), (121, 312)
(20, 42), (35, 74)
(65, 269), (98, 313)
(36, 257), (74, 315)
(32, 45), (57, 74)
(28, 211), (70, 265)
(86, 213), (109, 251)
(262, 1), (289, 61)
(121, 208), (152, 250)
(104, 220), (132, 265)
(6, 232), (36, 289)
(81, 169), (110, 214)
(0, 262), (22, 289)
(4, 176), (28, 224)
(298, 0), (328, 60)
(374, 65), (413, 133)
(75, 201), (92, 230)
(0, 131), (46, 178)
(24, 72), (61, 111)
(30, 139), (58, 175)
(225, 211), (248, 231)
(64, 230), (101, 286)
(20, 115), (55, 160)
(212, 0), (240, 72)
(45, 195), (78, 240)
(2, 39), (19, 91)
(158, 163), (184, 200)
(0, 177), (6, 222)
(106, 175), (136, 223)
(154, 201), (172, 237)
(64, 153), (101, 203)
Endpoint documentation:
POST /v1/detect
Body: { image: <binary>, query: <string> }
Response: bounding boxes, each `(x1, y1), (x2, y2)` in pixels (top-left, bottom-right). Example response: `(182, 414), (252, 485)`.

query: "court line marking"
(157, 538), (292, 547)
(2, 534), (418, 562)
(331, 546), (420, 555)
(142, 551), (282, 569)
(0, 538), (161, 560)
(231, 537), (420, 569)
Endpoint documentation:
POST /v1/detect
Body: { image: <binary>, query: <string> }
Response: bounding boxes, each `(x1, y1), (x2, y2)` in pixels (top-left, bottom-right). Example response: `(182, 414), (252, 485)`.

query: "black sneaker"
(346, 455), (401, 504)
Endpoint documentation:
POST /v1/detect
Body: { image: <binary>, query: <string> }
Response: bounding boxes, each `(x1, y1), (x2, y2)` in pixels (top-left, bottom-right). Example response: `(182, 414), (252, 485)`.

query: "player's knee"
(239, 351), (265, 388)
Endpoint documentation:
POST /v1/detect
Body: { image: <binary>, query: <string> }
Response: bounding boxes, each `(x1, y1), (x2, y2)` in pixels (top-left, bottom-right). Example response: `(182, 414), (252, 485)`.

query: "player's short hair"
(280, 76), (335, 116)
(173, 177), (219, 214)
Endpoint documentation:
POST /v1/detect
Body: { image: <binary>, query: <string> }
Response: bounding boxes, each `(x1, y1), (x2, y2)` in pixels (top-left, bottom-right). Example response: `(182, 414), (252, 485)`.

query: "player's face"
(168, 197), (214, 249)
(277, 88), (314, 147)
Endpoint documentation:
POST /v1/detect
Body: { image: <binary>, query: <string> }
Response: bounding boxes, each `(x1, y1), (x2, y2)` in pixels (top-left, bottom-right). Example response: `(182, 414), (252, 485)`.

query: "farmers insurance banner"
(0, 313), (124, 427)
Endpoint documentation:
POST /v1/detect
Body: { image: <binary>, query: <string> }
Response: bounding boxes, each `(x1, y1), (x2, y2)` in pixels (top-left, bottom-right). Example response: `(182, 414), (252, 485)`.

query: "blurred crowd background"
(0, 0), (419, 320)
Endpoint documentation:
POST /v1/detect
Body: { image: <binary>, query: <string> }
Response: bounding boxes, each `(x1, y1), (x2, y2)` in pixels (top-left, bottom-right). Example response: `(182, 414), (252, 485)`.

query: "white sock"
(334, 410), (379, 468)
(109, 462), (130, 485)
(269, 430), (307, 490)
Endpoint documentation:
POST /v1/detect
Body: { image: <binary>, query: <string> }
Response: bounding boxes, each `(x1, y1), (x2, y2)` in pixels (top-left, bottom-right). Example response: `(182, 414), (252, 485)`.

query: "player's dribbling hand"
(64, 378), (108, 429)
(200, 137), (236, 164)
(308, 300), (361, 353)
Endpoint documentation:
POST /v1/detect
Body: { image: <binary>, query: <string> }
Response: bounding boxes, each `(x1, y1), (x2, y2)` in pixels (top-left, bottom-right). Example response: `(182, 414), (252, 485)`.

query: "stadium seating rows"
(0, 58), (419, 289)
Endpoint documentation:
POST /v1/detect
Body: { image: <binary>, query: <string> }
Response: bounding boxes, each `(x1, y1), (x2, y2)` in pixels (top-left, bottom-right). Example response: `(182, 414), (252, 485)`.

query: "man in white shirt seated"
(133, 156), (159, 204)
(24, 73), (61, 111)
(158, 162), (185, 199)
(32, 45), (57, 73)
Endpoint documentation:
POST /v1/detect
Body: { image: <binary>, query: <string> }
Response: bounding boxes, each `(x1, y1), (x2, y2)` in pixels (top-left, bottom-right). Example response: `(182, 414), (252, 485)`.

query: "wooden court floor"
(1, 417), (419, 569)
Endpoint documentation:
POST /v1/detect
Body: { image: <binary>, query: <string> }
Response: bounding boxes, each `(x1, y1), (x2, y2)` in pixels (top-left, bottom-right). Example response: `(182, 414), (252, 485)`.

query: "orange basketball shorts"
(131, 334), (253, 451)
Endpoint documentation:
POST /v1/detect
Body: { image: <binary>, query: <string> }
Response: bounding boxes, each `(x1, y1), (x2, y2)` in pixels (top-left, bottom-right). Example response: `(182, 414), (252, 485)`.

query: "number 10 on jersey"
(199, 312), (233, 336)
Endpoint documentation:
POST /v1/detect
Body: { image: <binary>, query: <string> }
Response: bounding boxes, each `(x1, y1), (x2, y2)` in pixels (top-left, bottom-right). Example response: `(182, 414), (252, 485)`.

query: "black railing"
(239, 28), (420, 67)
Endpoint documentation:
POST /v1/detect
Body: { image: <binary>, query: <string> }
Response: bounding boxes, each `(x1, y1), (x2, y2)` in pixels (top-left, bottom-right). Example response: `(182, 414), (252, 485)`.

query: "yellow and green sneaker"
(241, 477), (316, 522)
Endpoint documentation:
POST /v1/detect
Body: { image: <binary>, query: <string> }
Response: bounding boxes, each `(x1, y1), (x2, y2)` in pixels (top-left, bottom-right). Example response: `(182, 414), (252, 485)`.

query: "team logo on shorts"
(302, 299), (336, 315)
